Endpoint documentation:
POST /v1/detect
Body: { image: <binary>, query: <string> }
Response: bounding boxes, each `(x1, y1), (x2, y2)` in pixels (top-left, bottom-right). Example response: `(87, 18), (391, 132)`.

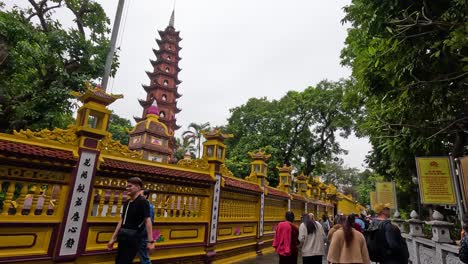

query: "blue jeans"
(138, 237), (151, 264)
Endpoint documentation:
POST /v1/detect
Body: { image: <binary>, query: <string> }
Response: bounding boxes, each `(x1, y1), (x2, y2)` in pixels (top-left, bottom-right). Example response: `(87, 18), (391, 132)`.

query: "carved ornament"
(100, 134), (142, 159)
(219, 164), (234, 177)
(13, 125), (79, 146)
(176, 158), (210, 171)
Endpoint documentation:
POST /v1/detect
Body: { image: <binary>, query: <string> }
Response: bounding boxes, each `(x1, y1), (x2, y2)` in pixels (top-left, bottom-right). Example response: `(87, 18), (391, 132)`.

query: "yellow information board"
(416, 157), (456, 205)
(458, 157), (468, 210)
(376, 182), (395, 209)
(370, 191), (377, 210)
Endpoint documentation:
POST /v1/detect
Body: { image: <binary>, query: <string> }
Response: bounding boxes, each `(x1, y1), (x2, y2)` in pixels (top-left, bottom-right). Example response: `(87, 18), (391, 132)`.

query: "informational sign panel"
(370, 191), (377, 210)
(458, 157), (468, 210)
(59, 151), (97, 256)
(259, 193), (265, 236)
(416, 157), (456, 205)
(209, 174), (222, 244)
(376, 182), (396, 209)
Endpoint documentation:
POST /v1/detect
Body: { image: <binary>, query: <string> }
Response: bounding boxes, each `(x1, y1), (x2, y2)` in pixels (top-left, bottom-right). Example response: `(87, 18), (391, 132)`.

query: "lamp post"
(412, 175), (422, 216)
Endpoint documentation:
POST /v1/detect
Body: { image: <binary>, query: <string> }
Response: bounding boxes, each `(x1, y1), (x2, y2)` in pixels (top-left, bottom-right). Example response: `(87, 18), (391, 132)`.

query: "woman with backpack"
(459, 222), (468, 263)
(327, 215), (370, 264)
(321, 214), (330, 235)
(298, 213), (326, 264)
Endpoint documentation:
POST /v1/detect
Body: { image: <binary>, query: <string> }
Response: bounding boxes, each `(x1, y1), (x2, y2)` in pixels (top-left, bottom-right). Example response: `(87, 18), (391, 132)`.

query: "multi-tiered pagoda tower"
(128, 11), (181, 163)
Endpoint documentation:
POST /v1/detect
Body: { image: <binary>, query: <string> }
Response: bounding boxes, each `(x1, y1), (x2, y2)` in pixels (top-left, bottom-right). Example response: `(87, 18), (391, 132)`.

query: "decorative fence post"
(426, 210), (454, 264)
(426, 210), (453, 244)
(53, 85), (122, 262)
(392, 211), (406, 232)
(408, 210), (425, 237)
(201, 129), (232, 262)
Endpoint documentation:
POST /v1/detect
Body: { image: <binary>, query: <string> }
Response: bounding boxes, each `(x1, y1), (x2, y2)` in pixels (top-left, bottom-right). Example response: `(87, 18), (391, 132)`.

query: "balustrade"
(0, 165), (69, 221)
(399, 210), (464, 264)
(219, 191), (258, 221)
(88, 176), (210, 222)
(264, 198), (288, 221)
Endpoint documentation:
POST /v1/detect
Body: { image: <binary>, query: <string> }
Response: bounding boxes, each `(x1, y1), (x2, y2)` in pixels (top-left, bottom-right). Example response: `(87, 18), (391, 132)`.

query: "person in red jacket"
(273, 211), (300, 264)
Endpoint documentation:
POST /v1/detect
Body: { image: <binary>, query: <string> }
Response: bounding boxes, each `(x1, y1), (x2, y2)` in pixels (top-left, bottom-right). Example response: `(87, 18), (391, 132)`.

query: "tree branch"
(27, 0), (48, 32)
(401, 72), (468, 90)
(427, 117), (468, 139)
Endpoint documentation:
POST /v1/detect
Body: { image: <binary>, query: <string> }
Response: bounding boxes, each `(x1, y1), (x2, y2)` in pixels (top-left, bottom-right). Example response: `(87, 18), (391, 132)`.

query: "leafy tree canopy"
(108, 112), (132, 145)
(224, 80), (355, 187)
(0, 0), (115, 132)
(341, 0), (468, 185)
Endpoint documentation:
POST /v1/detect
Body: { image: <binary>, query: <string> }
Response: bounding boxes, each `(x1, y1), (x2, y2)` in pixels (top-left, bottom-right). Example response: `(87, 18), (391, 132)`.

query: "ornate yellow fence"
(0, 124), (360, 263)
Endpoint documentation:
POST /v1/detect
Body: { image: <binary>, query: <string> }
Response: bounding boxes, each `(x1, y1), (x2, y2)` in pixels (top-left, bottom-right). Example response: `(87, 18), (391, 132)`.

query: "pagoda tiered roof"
(142, 84), (182, 97)
(150, 59), (182, 72)
(158, 30), (182, 41)
(138, 100), (182, 114)
(153, 45), (181, 57)
(145, 71), (182, 85)
(150, 68), (181, 80)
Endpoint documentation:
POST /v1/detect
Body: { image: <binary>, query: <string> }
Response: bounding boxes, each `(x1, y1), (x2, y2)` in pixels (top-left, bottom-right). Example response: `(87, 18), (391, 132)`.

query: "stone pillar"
(408, 210), (425, 237)
(392, 210), (406, 232)
(425, 210), (453, 243)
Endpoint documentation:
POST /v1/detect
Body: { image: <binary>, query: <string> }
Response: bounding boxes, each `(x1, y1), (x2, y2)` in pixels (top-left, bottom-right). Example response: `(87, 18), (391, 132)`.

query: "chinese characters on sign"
(416, 157), (456, 205)
(59, 151), (97, 256)
(259, 193), (265, 236)
(209, 174), (222, 244)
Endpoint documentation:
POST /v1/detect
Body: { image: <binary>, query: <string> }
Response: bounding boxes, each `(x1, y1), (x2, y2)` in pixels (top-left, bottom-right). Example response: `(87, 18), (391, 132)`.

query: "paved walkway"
(235, 252), (326, 264)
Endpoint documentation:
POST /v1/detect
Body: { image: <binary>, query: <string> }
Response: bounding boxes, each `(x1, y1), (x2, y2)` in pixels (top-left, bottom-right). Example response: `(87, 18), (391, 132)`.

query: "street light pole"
(101, 0), (126, 92)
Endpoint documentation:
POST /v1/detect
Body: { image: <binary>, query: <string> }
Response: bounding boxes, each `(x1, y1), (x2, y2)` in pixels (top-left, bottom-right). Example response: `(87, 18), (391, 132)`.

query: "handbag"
(117, 200), (145, 243)
(117, 228), (141, 242)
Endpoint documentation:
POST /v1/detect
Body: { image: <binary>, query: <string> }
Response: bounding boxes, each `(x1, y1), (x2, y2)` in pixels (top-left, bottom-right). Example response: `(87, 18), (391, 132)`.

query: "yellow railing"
(0, 165), (70, 222)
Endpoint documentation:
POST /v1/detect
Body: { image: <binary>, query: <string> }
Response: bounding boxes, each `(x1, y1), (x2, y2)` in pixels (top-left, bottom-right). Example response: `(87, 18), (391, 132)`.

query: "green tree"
(320, 160), (361, 198)
(173, 136), (196, 162)
(341, 0), (468, 212)
(0, 0), (115, 132)
(182, 122), (210, 158)
(108, 112), (132, 145)
(224, 80), (355, 186)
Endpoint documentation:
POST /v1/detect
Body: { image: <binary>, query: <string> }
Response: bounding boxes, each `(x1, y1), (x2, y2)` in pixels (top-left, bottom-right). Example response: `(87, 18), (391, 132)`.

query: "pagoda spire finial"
(169, 9), (175, 28)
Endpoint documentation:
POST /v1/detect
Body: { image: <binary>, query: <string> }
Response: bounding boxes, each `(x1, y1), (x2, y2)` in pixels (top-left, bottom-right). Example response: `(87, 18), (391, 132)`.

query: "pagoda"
(129, 10), (182, 162)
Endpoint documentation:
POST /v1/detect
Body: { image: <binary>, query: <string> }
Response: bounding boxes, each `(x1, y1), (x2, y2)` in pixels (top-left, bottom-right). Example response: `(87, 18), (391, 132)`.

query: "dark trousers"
(279, 253), (298, 264)
(115, 237), (141, 264)
(302, 255), (323, 264)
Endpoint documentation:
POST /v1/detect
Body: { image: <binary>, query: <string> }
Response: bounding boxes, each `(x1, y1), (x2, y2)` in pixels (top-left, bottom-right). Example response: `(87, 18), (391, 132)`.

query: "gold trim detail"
(13, 126), (79, 146)
(219, 164), (234, 177)
(100, 134), (142, 159)
(176, 158), (210, 171)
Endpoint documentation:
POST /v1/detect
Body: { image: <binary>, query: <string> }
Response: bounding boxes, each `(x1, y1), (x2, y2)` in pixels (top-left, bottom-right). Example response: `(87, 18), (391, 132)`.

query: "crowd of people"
(107, 177), (411, 264)
(273, 203), (409, 264)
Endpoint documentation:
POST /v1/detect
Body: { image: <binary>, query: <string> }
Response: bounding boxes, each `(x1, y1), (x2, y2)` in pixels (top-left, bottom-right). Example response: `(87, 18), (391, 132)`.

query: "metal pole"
(101, 0), (126, 92)
(450, 155), (465, 224)
(392, 180), (398, 213)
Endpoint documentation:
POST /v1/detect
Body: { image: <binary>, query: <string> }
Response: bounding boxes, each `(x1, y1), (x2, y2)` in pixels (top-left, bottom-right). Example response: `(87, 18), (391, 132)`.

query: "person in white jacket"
(298, 213), (326, 264)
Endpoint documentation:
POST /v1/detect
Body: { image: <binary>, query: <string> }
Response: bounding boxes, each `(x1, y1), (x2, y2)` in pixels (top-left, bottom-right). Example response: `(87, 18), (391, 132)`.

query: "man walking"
(107, 177), (155, 264)
(367, 203), (409, 264)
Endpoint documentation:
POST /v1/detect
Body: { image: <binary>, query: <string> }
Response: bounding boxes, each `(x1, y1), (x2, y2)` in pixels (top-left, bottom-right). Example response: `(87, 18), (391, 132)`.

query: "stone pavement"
(234, 252), (327, 264)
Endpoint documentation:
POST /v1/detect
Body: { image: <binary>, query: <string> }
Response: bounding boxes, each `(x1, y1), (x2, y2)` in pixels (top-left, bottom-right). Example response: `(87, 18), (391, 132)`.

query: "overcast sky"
(8, 0), (372, 169)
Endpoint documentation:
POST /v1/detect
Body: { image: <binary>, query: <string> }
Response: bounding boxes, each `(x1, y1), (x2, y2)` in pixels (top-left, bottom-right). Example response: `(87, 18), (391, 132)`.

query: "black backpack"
(460, 237), (468, 263)
(365, 220), (388, 262)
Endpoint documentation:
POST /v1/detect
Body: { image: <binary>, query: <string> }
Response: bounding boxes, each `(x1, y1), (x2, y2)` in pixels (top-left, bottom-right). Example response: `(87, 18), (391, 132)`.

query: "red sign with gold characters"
(415, 157), (456, 205)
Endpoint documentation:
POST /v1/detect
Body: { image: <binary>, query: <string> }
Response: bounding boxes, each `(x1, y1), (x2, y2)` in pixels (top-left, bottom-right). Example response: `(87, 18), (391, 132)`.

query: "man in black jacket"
(368, 203), (409, 264)
(107, 177), (154, 264)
